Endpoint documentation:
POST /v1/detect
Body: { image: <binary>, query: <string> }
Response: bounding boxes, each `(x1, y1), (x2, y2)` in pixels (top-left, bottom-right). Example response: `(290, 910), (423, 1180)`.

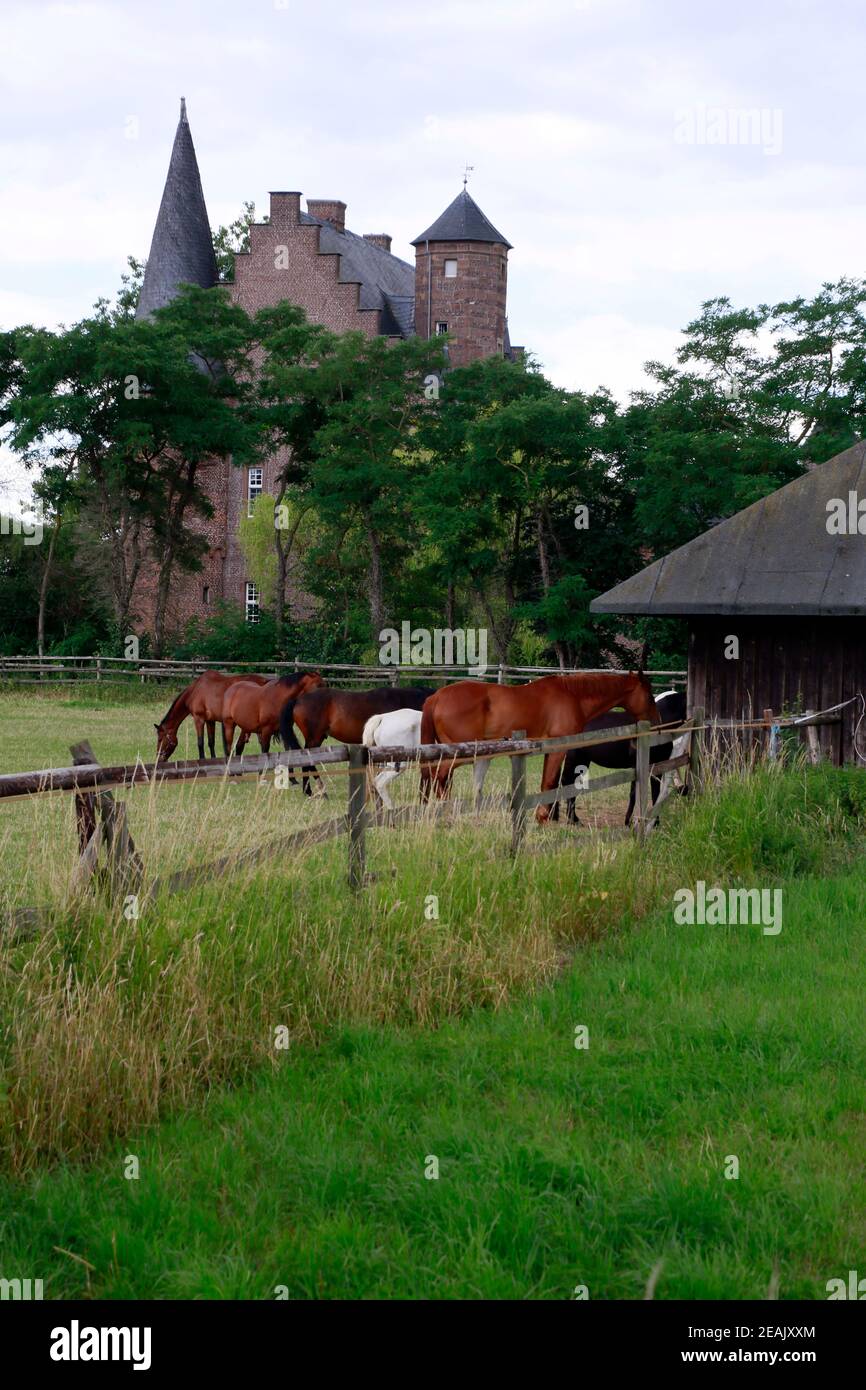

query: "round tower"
(411, 189), (512, 367)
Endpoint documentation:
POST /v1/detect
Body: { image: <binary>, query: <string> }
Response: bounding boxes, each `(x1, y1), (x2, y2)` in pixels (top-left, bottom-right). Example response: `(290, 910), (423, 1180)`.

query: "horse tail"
(362, 714), (384, 748)
(419, 694), (438, 747)
(279, 697), (301, 751)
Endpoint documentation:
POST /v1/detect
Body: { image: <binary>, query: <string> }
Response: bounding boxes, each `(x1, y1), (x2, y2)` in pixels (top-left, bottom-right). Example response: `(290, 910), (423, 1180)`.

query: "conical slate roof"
(590, 440), (866, 616)
(137, 99), (218, 319)
(411, 189), (512, 248)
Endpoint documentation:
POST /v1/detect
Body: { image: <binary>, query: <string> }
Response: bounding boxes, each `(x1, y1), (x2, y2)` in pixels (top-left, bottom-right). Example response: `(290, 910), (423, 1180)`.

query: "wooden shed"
(590, 441), (866, 765)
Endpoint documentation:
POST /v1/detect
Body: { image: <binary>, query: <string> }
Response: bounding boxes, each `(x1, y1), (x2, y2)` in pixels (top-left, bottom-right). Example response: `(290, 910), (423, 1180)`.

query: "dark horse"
(279, 685), (432, 794)
(552, 689), (688, 826)
(419, 667), (661, 822)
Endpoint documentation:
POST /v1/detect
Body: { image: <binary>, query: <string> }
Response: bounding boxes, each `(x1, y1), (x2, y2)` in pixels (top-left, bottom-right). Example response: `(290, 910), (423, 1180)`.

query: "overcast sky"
(2, 0), (866, 499)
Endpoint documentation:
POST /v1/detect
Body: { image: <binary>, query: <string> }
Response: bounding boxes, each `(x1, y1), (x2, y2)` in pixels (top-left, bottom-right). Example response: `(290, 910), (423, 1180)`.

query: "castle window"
(444, 259), (457, 278)
(247, 467), (263, 517)
(435, 321), (448, 335)
(245, 581), (260, 624)
(202, 584), (210, 606)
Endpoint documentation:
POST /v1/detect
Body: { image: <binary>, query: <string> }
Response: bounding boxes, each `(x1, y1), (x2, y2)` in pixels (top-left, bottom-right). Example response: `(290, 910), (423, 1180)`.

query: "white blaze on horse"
(361, 709), (423, 809)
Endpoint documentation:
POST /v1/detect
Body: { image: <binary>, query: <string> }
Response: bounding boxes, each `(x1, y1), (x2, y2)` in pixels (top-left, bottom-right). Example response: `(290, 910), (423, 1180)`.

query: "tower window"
(245, 581), (260, 624)
(202, 584), (210, 606)
(444, 259), (457, 278)
(435, 321), (448, 335)
(247, 467), (263, 517)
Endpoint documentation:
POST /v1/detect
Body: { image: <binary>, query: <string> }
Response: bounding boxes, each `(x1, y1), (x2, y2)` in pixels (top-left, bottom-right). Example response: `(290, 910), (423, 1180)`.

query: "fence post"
(634, 720), (651, 832)
(803, 710), (822, 765)
(70, 741), (98, 866)
(347, 744), (368, 889)
(763, 707), (779, 762)
(510, 730), (527, 857)
(497, 664), (505, 685)
(689, 706), (705, 792)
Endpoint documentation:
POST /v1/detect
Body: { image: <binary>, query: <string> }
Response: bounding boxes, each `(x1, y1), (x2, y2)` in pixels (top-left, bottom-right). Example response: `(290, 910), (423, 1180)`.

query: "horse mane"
(157, 687), (189, 728)
(557, 670), (644, 697)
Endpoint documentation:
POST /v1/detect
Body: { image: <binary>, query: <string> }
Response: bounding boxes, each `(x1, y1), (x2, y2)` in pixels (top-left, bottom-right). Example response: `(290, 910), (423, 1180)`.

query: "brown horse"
(418, 669), (661, 822)
(155, 671), (271, 762)
(279, 685), (432, 794)
(223, 671), (325, 755)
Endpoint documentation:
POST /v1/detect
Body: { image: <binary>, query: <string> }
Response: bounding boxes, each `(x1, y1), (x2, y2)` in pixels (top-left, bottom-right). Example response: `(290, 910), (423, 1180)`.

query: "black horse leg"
(624, 781), (636, 826)
(207, 720), (216, 758)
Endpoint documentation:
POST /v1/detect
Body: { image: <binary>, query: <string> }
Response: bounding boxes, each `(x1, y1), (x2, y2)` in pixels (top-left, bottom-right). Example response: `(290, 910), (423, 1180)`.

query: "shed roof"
(590, 440), (866, 616)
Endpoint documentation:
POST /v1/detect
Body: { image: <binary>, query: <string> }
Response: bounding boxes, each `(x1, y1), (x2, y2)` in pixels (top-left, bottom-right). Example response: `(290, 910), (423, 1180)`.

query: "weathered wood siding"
(687, 617), (866, 766)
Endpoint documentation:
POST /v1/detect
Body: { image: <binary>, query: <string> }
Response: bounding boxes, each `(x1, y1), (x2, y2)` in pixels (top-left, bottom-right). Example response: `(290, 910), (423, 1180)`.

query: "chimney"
(307, 199), (346, 232)
(363, 233), (392, 253)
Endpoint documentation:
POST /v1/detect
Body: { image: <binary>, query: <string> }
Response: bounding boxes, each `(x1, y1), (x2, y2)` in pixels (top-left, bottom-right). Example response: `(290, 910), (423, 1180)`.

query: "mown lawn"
(1, 859), (864, 1299)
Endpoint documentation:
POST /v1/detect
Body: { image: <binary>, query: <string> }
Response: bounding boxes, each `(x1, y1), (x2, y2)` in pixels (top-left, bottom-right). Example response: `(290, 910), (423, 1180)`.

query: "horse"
(223, 671), (324, 756)
(155, 671), (271, 761)
(362, 709), (422, 810)
(418, 668), (661, 822)
(552, 689), (687, 826)
(279, 685), (432, 795)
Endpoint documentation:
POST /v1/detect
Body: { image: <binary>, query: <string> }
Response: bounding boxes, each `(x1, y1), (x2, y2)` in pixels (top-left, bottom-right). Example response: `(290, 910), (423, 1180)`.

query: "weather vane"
(463, 163), (474, 189)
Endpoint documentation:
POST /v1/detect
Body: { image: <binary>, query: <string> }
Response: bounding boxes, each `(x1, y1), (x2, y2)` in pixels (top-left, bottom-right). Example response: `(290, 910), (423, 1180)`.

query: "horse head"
(155, 722), (178, 763)
(620, 670), (661, 727)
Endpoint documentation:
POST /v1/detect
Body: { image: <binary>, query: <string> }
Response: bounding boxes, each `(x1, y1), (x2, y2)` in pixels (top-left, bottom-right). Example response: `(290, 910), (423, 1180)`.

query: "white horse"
(362, 709), (494, 809)
(362, 709), (423, 809)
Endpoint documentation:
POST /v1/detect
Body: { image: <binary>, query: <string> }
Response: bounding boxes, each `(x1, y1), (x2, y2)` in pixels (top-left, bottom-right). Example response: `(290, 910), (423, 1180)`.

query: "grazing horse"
(223, 671), (324, 755)
(279, 686), (432, 795)
(155, 671), (270, 762)
(418, 669), (661, 822)
(552, 689), (687, 826)
(362, 709), (422, 810)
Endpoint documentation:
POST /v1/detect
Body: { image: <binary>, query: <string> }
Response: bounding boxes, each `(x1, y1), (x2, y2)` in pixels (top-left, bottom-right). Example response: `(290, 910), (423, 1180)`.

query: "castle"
(135, 100), (520, 635)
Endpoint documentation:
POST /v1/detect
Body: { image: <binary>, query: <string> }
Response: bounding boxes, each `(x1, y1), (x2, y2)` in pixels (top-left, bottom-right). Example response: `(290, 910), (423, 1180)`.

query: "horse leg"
(207, 720), (216, 758)
(193, 714), (205, 760)
(300, 714), (328, 797)
(223, 718), (236, 758)
(473, 757), (491, 806)
(236, 730), (250, 756)
(624, 780), (636, 826)
(375, 766), (398, 811)
(535, 750), (567, 824)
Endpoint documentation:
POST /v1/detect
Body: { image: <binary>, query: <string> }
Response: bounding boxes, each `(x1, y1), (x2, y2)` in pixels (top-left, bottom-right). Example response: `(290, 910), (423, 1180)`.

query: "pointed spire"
(136, 99), (218, 319)
(411, 189), (512, 249)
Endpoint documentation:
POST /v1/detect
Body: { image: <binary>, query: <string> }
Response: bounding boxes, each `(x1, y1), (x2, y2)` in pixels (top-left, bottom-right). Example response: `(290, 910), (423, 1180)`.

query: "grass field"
(1, 690), (865, 1298)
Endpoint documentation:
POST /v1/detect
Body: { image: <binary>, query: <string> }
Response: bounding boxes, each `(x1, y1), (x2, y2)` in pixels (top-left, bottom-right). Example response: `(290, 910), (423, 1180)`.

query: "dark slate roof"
(411, 189), (512, 248)
(590, 441), (866, 617)
(137, 99), (218, 319)
(300, 210), (415, 334)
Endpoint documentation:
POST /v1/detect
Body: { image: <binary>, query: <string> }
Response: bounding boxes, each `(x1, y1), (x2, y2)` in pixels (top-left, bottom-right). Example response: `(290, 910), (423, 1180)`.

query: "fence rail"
(0, 653), (688, 691)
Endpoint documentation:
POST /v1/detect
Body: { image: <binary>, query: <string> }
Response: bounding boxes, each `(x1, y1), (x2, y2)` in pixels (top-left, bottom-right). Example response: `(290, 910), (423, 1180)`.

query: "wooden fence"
(0, 653), (688, 692)
(1, 701), (846, 929)
(0, 713), (703, 930)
